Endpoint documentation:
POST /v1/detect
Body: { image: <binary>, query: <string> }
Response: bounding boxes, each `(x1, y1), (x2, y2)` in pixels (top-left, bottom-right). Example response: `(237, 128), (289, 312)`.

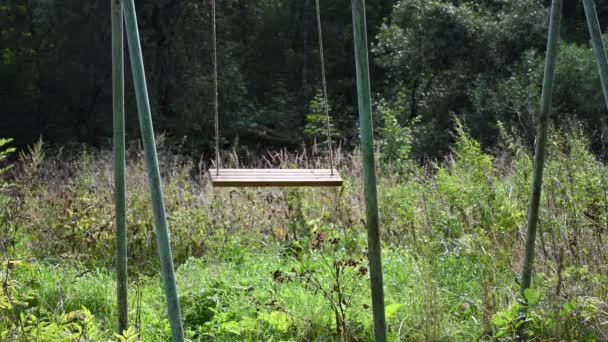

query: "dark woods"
(0, 0), (383, 150)
(3, 0), (608, 158)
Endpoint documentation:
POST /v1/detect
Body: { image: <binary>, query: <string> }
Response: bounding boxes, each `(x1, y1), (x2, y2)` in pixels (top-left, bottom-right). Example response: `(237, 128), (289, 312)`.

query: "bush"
(376, 93), (414, 171)
(375, 0), (546, 156)
(5, 123), (608, 340)
(471, 38), (608, 151)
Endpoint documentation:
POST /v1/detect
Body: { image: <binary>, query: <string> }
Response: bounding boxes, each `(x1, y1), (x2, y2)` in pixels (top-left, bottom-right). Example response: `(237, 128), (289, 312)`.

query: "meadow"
(1, 125), (608, 341)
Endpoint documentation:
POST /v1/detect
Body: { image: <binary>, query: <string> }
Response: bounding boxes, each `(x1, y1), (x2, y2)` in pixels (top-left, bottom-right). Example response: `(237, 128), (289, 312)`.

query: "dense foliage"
(1, 0), (386, 150)
(2, 125), (608, 340)
(3, 0), (608, 157)
(5, 0), (608, 340)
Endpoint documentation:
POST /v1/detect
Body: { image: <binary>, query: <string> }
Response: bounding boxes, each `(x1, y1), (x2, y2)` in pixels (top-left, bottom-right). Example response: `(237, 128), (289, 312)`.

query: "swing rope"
(211, 0), (335, 174)
(315, 0), (334, 175)
(212, 0), (220, 175)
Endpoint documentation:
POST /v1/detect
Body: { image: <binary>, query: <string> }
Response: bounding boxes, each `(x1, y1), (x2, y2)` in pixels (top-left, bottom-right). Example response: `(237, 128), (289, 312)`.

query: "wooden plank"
(213, 178), (343, 182)
(214, 178), (341, 182)
(212, 179), (343, 187)
(214, 177), (340, 179)
(211, 174), (339, 178)
(211, 169), (337, 174)
(210, 168), (343, 187)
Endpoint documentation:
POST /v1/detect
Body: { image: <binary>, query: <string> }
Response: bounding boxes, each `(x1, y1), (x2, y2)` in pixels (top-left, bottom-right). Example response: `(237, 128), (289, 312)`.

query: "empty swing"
(209, 0), (342, 188)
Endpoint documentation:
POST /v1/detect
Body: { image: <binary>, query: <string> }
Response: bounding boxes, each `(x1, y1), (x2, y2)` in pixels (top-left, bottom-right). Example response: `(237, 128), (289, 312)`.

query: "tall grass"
(2, 124), (608, 340)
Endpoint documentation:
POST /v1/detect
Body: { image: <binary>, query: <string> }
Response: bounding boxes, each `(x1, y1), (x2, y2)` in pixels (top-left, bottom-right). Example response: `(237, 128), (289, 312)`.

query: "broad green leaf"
(559, 300), (577, 317)
(523, 288), (540, 306)
(220, 320), (242, 335)
(385, 303), (403, 320)
(260, 311), (291, 332)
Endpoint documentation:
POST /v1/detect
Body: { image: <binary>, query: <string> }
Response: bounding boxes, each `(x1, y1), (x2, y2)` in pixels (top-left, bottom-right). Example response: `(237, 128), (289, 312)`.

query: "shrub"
(0, 138), (15, 188)
(376, 93), (414, 172)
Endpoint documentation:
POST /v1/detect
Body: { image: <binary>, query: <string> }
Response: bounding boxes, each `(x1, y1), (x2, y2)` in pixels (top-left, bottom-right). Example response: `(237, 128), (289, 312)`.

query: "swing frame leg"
(351, 1), (388, 341)
(111, 0), (128, 334)
(582, 0), (608, 109)
(123, 1), (185, 340)
(519, 0), (561, 333)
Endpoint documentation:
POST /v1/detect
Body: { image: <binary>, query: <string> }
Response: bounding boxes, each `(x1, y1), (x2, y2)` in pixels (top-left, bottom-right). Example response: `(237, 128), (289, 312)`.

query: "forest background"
(5, 0), (608, 340)
(4, 0), (608, 159)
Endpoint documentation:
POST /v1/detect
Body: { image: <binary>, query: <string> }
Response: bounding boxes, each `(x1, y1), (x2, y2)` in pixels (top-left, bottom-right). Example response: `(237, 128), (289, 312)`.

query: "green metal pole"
(123, 1), (185, 340)
(111, 0), (128, 334)
(351, 1), (387, 341)
(582, 0), (608, 109)
(520, 0), (562, 298)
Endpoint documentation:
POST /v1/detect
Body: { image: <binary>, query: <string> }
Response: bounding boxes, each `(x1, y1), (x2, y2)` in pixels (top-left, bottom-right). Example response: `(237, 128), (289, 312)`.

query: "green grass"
(2, 124), (608, 340)
(5, 242), (509, 341)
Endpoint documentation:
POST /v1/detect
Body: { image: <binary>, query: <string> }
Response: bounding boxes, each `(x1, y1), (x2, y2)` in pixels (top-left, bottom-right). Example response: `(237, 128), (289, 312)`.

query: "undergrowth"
(1, 123), (608, 340)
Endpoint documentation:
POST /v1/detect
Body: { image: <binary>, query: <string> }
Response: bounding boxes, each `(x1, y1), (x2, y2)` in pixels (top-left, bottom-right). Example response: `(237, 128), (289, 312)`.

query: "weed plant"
(1, 123), (608, 340)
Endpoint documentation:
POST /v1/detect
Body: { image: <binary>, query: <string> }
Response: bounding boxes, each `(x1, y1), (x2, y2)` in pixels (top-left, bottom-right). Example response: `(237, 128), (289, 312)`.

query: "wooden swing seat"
(210, 168), (343, 187)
